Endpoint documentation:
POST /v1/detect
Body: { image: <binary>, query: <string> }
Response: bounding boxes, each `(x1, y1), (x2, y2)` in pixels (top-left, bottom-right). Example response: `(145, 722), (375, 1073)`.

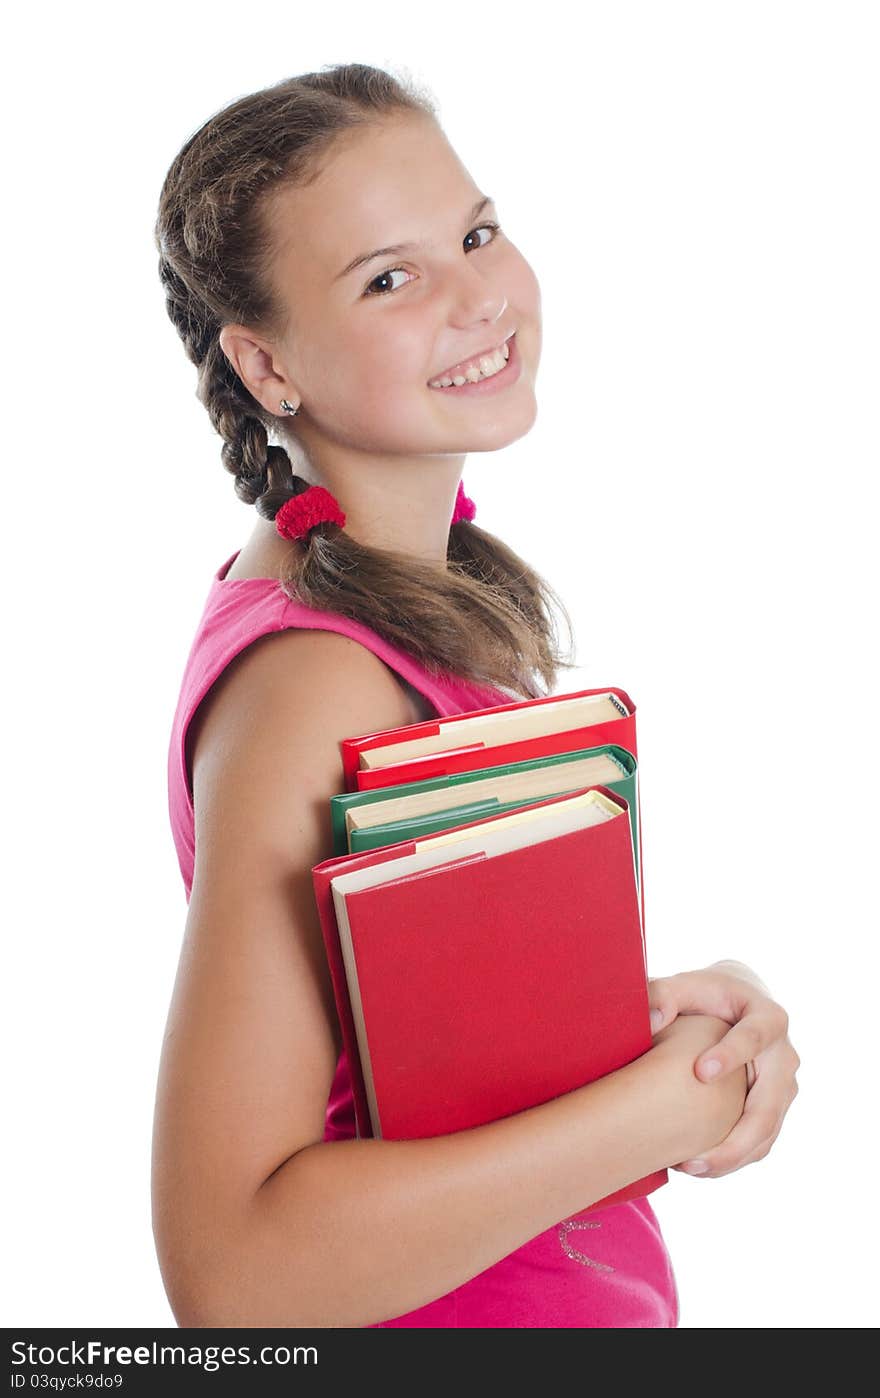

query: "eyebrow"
(335, 196), (495, 282)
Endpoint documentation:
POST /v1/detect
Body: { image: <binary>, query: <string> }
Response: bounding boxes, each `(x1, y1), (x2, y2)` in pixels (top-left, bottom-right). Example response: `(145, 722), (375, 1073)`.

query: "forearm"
(188, 1052), (676, 1328)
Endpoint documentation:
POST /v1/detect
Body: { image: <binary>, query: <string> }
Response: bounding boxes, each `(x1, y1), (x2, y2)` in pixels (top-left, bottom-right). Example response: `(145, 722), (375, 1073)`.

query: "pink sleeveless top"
(166, 550), (680, 1328)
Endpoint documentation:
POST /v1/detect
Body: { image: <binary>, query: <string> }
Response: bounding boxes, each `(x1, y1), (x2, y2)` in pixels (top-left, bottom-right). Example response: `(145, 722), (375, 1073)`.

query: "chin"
(472, 395), (539, 450)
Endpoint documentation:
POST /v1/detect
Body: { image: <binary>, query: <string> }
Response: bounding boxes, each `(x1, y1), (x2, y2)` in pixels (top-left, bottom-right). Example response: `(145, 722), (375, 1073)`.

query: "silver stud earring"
(280, 399), (300, 416)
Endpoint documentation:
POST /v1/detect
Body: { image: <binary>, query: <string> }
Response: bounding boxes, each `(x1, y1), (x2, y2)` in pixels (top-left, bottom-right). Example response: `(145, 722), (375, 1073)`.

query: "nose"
(446, 261), (508, 329)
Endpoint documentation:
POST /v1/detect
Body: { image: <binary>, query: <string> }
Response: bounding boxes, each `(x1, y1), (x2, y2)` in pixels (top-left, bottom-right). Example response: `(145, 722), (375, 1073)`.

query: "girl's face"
(260, 114), (542, 459)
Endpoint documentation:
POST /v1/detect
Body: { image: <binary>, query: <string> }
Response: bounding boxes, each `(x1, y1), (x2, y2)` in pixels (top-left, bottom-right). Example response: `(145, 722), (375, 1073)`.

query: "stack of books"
(311, 686), (667, 1212)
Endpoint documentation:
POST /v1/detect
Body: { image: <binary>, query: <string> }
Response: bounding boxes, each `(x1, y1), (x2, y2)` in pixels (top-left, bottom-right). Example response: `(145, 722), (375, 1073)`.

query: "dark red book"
(312, 785), (667, 1214)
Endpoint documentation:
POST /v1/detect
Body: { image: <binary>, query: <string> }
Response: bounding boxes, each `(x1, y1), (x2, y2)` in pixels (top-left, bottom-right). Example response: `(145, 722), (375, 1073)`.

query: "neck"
(280, 444), (468, 566)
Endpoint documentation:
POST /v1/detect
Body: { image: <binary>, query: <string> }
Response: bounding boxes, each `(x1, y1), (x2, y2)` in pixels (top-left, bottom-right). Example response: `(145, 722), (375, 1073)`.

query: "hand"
(647, 1014), (750, 1166)
(648, 960), (801, 1179)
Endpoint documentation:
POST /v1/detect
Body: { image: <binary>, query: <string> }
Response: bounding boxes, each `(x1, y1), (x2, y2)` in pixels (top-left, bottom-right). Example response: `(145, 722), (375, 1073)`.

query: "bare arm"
(229, 1031), (713, 1328)
(152, 629), (743, 1328)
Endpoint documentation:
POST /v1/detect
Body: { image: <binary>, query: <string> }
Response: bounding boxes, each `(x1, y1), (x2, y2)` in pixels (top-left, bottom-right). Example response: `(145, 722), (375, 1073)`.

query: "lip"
(427, 332), (521, 397)
(428, 330), (517, 385)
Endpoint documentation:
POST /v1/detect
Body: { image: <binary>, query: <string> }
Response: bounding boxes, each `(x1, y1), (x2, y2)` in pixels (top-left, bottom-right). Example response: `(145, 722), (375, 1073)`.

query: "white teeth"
(430, 340), (511, 389)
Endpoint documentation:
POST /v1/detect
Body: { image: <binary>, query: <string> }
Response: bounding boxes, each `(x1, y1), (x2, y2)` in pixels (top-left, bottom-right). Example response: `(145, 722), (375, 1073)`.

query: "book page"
(360, 692), (629, 769)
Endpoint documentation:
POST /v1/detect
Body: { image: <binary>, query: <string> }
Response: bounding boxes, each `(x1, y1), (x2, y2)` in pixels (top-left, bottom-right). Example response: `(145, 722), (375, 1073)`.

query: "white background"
(3, 0), (877, 1330)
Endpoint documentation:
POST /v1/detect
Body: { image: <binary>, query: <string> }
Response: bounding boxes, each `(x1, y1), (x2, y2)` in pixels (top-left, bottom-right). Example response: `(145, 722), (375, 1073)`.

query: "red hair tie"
(452, 480), (476, 525)
(275, 485), (346, 541)
(274, 479), (476, 541)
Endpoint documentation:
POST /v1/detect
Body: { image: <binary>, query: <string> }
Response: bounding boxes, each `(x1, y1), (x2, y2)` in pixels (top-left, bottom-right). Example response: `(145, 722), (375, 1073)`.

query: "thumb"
(648, 976), (677, 1034)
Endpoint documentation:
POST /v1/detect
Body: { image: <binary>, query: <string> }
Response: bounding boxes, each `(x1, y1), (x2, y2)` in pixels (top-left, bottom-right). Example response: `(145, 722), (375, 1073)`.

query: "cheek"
(508, 249), (542, 323)
(303, 327), (391, 412)
(507, 254), (542, 373)
(303, 326), (431, 444)
(349, 323), (429, 413)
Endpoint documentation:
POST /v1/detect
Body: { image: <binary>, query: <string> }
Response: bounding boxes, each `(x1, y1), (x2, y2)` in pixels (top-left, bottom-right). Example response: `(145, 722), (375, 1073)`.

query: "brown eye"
(362, 222), (502, 298)
(364, 268), (411, 297)
(464, 222), (501, 252)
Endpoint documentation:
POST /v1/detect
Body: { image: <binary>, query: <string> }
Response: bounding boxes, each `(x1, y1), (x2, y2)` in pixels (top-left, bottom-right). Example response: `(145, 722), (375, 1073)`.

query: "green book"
(329, 743), (640, 892)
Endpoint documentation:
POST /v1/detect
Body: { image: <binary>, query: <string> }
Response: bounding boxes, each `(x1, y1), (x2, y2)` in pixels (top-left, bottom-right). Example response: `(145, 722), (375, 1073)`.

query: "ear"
(218, 324), (297, 418)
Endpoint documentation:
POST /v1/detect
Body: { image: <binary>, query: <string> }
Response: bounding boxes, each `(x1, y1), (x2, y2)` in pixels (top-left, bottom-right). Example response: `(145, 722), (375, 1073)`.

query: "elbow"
(152, 1155), (332, 1327)
(164, 1276), (319, 1331)
(155, 1249), (258, 1329)
(152, 1207), (251, 1329)
(153, 1232), (258, 1328)
(164, 1286), (213, 1332)
(154, 1222), (317, 1329)
(152, 1226), (220, 1329)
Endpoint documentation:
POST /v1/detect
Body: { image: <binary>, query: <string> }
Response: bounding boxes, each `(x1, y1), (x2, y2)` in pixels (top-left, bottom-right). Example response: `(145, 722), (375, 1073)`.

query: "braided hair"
(157, 258), (303, 517)
(154, 64), (575, 696)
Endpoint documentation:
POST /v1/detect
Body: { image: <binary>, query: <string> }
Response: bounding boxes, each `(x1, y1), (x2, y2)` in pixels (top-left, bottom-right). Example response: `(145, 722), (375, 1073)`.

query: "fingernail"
(650, 1009), (663, 1031)
(683, 1160), (708, 1174)
(701, 1058), (722, 1079)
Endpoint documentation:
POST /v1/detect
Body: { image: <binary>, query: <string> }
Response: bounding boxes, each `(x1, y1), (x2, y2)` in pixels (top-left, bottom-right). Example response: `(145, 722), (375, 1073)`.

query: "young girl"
(152, 64), (800, 1329)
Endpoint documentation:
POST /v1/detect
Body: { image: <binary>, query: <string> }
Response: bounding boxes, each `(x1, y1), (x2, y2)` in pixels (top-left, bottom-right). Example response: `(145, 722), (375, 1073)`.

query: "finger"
(662, 968), (788, 1035)
(693, 1009), (787, 1082)
(657, 968), (756, 1023)
(676, 1054), (798, 1176)
(647, 977), (680, 1033)
(677, 1082), (792, 1176)
(708, 959), (774, 998)
(677, 1120), (782, 1179)
(648, 967), (765, 1034)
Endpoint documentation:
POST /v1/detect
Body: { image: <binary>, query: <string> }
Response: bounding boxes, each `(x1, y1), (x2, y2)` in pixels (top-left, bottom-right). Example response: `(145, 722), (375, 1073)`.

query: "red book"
(340, 685), (637, 791)
(312, 785), (667, 1214)
(340, 684), (646, 937)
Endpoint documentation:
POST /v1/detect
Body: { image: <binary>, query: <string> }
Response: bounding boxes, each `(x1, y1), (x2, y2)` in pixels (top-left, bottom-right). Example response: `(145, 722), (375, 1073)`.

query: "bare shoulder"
(189, 626), (428, 848)
(153, 627), (426, 1320)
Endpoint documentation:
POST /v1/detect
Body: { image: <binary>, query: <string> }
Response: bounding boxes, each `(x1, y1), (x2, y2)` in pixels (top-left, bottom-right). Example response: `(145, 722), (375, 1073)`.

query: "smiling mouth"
(428, 330), (516, 387)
